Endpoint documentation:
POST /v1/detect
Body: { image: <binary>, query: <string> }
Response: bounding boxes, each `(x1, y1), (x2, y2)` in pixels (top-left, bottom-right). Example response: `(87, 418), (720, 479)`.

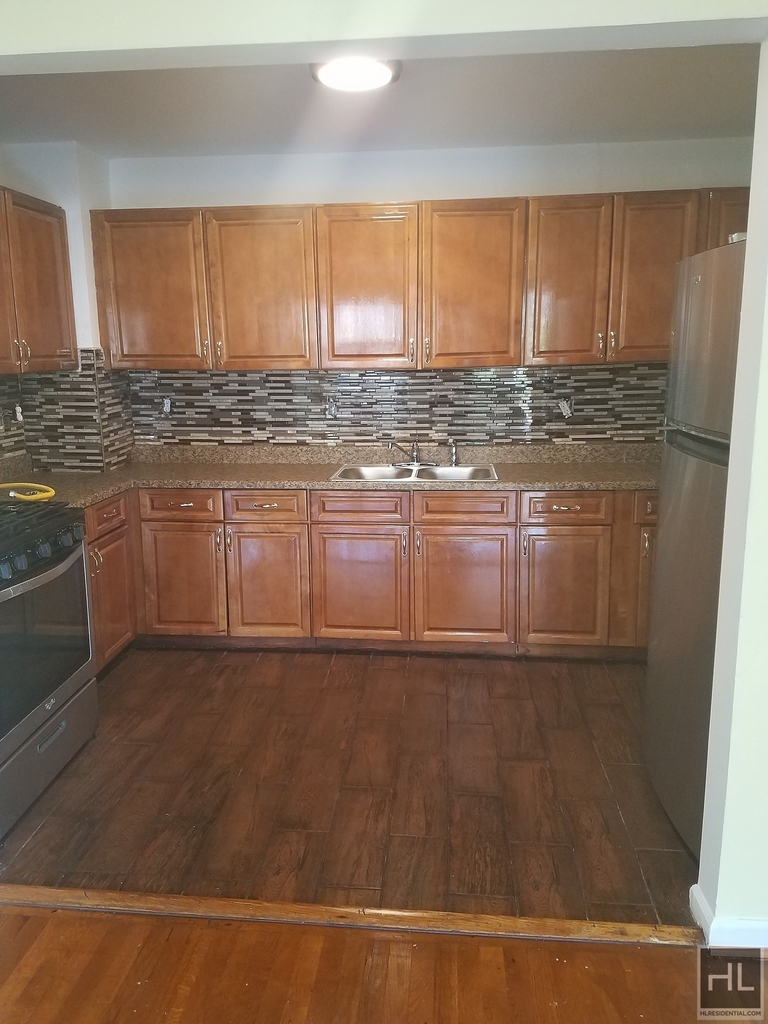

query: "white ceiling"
(0, 44), (758, 158)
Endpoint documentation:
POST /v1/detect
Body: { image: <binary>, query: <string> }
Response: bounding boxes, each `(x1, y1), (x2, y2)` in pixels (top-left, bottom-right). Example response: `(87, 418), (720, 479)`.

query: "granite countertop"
(5, 458), (661, 508)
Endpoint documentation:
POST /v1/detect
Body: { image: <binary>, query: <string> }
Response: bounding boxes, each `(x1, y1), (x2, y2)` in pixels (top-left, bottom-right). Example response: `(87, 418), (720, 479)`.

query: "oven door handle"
(0, 546), (84, 604)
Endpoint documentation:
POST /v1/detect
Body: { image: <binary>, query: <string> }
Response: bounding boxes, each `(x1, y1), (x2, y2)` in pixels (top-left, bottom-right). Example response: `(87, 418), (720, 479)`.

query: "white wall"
(109, 137), (753, 208)
(691, 39), (768, 949)
(0, 141), (109, 349)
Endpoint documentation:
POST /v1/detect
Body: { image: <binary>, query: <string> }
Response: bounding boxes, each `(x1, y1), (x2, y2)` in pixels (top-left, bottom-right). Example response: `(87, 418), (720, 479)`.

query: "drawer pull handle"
(37, 720), (66, 754)
(102, 509), (120, 519)
(522, 532), (528, 557)
(646, 501), (654, 515)
(253, 503), (279, 509)
(402, 531), (408, 557)
(551, 504), (582, 512)
(166, 502), (195, 508)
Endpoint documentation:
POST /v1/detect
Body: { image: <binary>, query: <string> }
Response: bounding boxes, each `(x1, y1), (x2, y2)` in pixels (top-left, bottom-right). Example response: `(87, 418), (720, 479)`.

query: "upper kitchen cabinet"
(204, 206), (319, 370)
(421, 199), (526, 368)
(3, 190), (78, 372)
(0, 193), (18, 374)
(698, 187), (750, 251)
(608, 190), (699, 363)
(92, 208), (210, 370)
(316, 203), (419, 369)
(524, 194), (613, 365)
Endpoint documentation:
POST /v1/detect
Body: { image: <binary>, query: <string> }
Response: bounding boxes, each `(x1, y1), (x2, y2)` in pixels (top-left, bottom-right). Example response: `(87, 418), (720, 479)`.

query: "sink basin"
(415, 465), (498, 481)
(331, 465), (415, 481)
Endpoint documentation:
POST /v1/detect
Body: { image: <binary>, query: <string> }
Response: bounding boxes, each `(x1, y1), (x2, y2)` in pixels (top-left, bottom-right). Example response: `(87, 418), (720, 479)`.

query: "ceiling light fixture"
(312, 57), (401, 92)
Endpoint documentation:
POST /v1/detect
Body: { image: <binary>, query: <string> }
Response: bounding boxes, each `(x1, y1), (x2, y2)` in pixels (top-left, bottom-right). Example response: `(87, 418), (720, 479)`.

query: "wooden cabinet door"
(636, 525), (657, 647)
(226, 523), (311, 637)
(6, 190), (77, 371)
(311, 524), (410, 639)
(316, 203), (418, 369)
(519, 526), (611, 645)
(608, 190), (699, 363)
(205, 206), (319, 370)
(0, 192), (20, 374)
(413, 525), (515, 642)
(92, 209), (210, 370)
(142, 521), (227, 634)
(89, 526), (136, 671)
(421, 199), (525, 368)
(524, 195), (613, 365)
(698, 187), (750, 251)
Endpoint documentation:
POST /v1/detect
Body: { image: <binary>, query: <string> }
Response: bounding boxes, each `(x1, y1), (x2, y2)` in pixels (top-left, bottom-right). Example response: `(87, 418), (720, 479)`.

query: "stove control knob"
(58, 531), (74, 548)
(72, 523), (85, 541)
(36, 541), (53, 558)
(0, 561), (12, 580)
(12, 553), (28, 571)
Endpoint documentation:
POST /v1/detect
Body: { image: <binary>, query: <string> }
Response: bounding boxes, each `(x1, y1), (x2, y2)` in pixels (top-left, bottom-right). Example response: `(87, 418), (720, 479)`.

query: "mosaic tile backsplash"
(129, 363), (667, 446)
(0, 376), (25, 458)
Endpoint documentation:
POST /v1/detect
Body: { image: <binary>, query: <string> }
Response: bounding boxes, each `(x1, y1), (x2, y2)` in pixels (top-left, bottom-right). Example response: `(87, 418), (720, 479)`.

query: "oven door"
(0, 544), (95, 765)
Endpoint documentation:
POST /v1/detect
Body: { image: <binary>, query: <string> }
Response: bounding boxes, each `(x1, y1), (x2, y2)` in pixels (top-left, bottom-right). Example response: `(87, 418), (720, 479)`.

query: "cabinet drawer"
(633, 490), (658, 524)
(414, 491), (517, 524)
(225, 489), (308, 522)
(311, 490), (410, 524)
(85, 492), (128, 540)
(521, 491), (613, 525)
(139, 488), (223, 521)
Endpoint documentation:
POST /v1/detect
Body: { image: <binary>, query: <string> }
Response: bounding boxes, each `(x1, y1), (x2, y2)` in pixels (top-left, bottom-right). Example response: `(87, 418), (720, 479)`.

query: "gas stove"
(0, 500), (86, 587)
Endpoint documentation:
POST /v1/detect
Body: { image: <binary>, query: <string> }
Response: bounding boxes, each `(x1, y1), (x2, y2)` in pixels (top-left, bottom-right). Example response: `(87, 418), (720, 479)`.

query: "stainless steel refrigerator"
(644, 237), (745, 857)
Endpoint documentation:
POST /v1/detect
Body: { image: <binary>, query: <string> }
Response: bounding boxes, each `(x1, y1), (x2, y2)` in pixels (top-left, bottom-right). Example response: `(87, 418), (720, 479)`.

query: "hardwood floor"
(0, 904), (704, 1023)
(0, 649), (698, 926)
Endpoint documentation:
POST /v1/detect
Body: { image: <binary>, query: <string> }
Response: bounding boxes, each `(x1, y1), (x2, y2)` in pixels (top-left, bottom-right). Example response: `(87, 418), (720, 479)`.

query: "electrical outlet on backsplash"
(1, 352), (667, 471)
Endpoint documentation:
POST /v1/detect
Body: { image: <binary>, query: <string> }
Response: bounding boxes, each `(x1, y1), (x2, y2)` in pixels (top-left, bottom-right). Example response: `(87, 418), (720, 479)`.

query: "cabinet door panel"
(316, 204), (418, 369)
(636, 525), (657, 647)
(93, 209), (209, 369)
(422, 199), (525, 368)
(414, 526), (515, 642)
(227, 523), (311, 637)
(608, 191), (699, 363)
(0, 192), (20, 374)
(311, 524), (410, 640)
(524, 195), (613, 365)
(142, 522), (227, 634)
(90, 526), (136, 670)
(519, 526), (611, 645)
(7, 191), (77, 371)
(699, 187), (749, 252)
(205, 206), (318, 370)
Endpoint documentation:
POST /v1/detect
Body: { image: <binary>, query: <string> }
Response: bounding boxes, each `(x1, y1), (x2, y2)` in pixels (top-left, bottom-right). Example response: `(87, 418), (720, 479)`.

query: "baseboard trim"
(0, 884), (700, 947)
(690, 885), (768, 947)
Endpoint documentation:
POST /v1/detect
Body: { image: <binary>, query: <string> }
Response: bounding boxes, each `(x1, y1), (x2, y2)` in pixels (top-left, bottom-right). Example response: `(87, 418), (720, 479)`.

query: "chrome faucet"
(387, 440), (436, 468)
(447, 437), (458, 467)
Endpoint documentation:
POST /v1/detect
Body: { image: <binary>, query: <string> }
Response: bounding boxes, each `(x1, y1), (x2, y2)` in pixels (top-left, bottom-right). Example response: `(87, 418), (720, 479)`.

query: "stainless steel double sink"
(330, 464), (499, 482)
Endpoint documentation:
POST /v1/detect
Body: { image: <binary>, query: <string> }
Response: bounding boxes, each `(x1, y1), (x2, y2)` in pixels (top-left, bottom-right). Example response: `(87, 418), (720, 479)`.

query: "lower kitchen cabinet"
(518, 525), (612, 646)
(142, 521), (227, 634)
(636, 525), (657, 647)
(88, 524), (136, 670)
(413, 525), (516, 642)
(226, 522), (311, 637)
(311, 524), (410, 640)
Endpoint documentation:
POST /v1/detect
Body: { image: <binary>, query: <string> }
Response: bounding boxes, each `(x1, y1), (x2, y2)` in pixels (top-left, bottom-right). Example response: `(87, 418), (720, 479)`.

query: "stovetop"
(0, 500), (85, 586)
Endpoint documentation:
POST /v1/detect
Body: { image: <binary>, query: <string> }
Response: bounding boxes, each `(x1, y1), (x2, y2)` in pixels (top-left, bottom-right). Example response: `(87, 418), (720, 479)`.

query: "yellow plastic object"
(0, 483), (56, 502)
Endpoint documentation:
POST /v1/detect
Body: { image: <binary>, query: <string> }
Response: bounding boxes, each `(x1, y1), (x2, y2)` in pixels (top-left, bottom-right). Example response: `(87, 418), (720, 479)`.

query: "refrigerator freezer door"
(644, 434), (728, 856)
(667, 240), (744, 442)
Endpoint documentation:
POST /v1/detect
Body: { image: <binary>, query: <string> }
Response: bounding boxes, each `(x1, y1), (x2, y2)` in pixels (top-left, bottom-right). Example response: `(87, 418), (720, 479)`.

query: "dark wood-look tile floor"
(0, 649), (698, 926)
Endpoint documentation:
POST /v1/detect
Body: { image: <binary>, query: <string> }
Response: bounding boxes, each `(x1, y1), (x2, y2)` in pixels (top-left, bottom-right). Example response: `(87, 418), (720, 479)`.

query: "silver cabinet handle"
(642, 529), (651, 558)
(216, 340), (223, 365)
(21, 340), (30, 366)
(215, 527), (223, 553)
(95, 549), (104, 568)
(252, 503), (279, 509)
(11, 339), (22, 368)
(167, 502), (195, 508)
(102, 509), (120, 520)
(226, 528), (233, 553)
(551, 504), (582, 512)
(609, 330), (616, 356)
(89, 550), (100, 576)
(424, 338), (431, 364)
(522, 532), (528, 557)
(202, 339), (209, 362)
(402, 531), (408, 557)
(646, 500), (654, 515)
(409, 338), (415, 363)
(597, 332), (604, 356)
(415, 531), (421, 556)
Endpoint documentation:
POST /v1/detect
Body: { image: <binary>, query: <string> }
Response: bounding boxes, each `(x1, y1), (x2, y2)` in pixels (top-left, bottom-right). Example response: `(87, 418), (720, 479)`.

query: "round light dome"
(315, 57), (398, 92)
